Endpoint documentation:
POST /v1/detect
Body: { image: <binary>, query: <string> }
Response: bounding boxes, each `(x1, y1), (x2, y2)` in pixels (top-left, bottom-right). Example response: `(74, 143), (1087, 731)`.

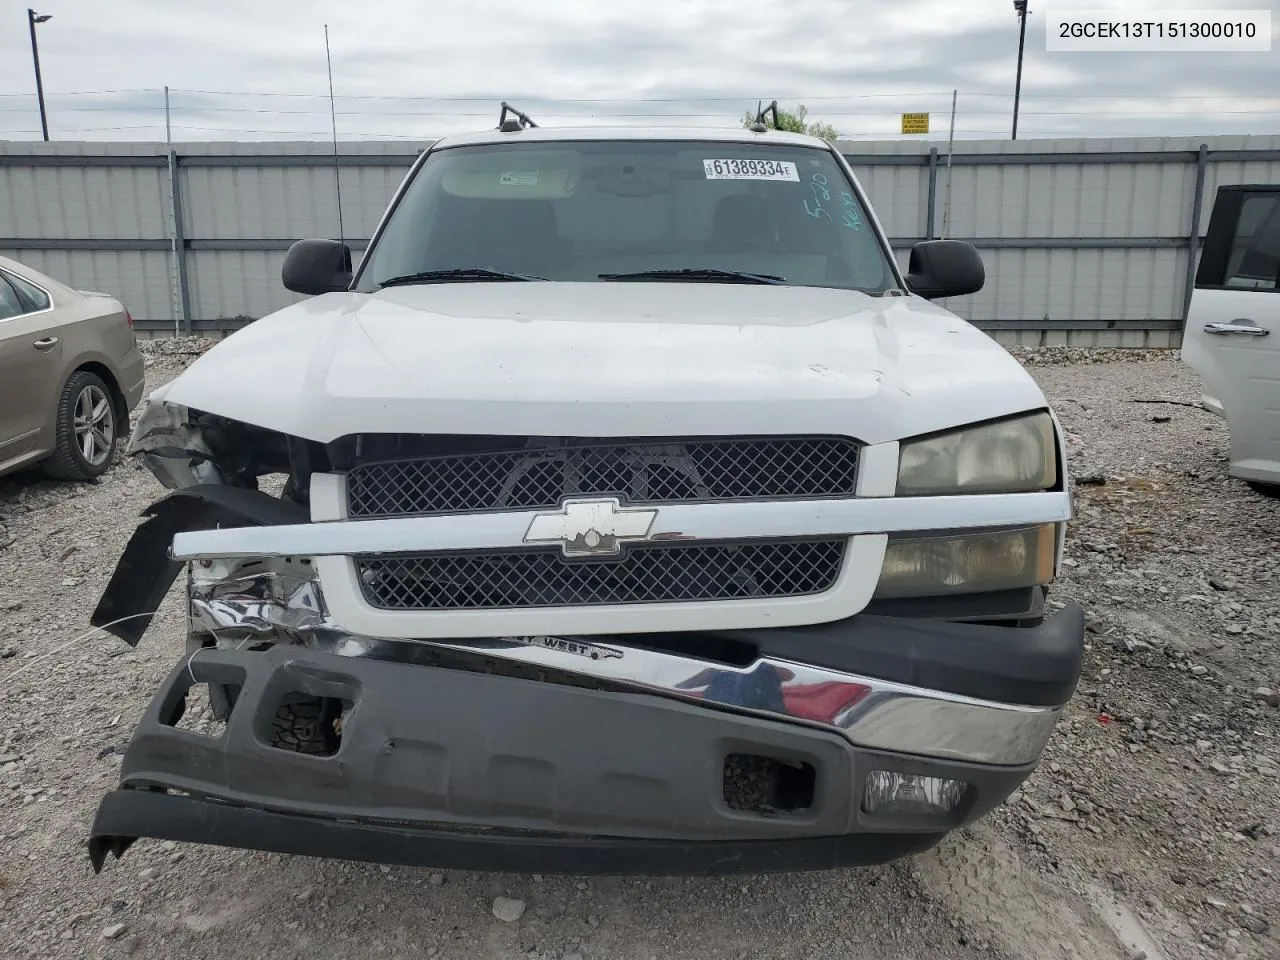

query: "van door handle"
(1203, 321), (1269, 336)
(32, 336), (59, 350)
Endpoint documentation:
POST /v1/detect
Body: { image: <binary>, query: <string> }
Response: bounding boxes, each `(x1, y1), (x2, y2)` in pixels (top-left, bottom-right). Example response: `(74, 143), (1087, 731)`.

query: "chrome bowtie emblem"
(523, 498), (658, 557)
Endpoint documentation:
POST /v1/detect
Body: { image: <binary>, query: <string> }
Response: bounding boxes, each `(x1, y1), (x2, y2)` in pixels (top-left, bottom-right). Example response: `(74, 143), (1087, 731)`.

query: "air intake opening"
(267, 694), (346, 757)
(160, 682), (228, 739)
(723, 753), (816, 815)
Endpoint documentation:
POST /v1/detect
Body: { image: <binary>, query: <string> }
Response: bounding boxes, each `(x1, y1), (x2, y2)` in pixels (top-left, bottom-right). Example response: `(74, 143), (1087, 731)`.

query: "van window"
(1224, 196), (1280, 290)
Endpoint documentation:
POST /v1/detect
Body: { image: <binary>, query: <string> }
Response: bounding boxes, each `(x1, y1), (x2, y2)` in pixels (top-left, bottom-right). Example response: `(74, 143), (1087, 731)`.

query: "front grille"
(346, 436), (860, 518)
(355, 539), (847, 610)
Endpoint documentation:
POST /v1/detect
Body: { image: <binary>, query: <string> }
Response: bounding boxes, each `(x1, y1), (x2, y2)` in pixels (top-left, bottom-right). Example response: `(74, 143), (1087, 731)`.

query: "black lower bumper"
(91, 790), (945, 874)
(89, 641), (1045, 874)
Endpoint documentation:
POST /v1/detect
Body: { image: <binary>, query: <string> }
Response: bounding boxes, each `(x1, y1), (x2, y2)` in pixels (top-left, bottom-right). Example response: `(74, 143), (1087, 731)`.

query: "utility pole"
(27, 9), (52, 141)
(1012, 1), (1029, 140)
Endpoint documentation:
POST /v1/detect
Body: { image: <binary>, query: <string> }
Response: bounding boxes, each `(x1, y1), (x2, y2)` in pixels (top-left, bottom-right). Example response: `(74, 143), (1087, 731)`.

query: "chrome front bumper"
(188, 558), (1077, 767)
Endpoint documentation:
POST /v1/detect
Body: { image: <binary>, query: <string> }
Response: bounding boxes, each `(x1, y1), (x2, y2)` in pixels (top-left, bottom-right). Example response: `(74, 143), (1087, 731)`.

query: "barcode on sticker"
(703, 159), (799, 181)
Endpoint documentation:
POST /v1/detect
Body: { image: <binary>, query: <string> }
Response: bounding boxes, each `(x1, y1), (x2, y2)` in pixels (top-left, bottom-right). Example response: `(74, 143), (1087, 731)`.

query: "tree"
(742, 103), (840, 143)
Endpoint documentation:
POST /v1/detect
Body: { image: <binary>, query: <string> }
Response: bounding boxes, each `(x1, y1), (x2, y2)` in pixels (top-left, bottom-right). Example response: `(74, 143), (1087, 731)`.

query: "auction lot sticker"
(703, 159), (800, 181)
(1047, 10), (1271, 51)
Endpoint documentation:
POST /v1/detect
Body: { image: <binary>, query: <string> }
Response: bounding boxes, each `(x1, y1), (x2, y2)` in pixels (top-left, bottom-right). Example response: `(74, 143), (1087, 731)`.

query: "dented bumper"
(89, 484), (1083, 873)
(89, 643), (1042, 875)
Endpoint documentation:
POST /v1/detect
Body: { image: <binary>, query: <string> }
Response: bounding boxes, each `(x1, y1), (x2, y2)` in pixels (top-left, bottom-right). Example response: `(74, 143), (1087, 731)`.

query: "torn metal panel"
(189, 556), (325, 648)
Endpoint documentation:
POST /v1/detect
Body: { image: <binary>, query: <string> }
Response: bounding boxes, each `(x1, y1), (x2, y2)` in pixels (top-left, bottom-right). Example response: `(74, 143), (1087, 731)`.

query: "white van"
(1183, 185), (1280, 494)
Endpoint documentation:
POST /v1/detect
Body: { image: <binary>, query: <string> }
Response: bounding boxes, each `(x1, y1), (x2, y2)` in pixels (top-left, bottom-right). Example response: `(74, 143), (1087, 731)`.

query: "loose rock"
(1240, 915), (1269, 935)
(1253, 687), (1280, 708)
(492, 897), (526, 923)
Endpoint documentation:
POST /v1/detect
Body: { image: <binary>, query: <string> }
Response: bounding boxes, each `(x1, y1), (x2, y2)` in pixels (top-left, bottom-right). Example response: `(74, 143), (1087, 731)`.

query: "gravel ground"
(0, 343), (1276, 960)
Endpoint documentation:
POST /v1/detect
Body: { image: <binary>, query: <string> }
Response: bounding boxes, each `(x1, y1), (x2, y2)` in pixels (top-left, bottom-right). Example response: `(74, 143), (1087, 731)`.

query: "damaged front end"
(89, 397), (1082, 875)
(92, 393), (321, 645)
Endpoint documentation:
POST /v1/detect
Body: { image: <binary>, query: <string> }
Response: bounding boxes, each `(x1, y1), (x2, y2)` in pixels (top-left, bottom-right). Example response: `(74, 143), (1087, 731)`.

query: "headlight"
(897, 412), (1056, 496)
(873, 524), (1057, 599)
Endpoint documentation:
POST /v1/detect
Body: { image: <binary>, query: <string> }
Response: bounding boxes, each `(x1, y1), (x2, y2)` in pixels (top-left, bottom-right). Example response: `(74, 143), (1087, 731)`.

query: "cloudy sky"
(0, 0), (1276, 143)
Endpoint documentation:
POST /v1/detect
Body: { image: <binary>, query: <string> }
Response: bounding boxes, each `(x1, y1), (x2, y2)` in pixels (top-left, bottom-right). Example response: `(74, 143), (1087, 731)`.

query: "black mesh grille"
(355, 539), (847, 610)
(346, 436), (860, 518)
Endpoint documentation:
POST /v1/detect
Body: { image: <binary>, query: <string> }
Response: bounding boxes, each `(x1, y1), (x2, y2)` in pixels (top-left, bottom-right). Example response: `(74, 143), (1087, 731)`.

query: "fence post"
(926, 147), (938, 240)
(168, 149), (192, 334)
(1182, 143), (1209, 321)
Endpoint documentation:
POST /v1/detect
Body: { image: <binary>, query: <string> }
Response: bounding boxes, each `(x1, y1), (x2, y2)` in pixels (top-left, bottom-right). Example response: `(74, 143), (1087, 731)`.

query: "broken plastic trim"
(91, 486), (308, 646)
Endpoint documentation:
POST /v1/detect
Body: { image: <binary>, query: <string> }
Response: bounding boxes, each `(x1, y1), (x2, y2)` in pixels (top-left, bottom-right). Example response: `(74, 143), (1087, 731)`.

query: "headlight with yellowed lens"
(897, 412), (1057, 496)
(873, 524), (1058, 599)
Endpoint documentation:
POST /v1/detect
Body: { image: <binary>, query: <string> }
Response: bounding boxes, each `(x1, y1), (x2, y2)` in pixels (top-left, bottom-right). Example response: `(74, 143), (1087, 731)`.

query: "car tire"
(1247, 481), (1280, 500)
(42, 370), (118, 481)
(269, 697), (342, 756)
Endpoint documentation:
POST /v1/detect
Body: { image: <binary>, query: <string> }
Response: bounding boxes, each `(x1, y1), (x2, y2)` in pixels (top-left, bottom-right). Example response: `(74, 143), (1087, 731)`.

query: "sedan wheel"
(74, 384), (115, 466)
(43, 370), (119, 481)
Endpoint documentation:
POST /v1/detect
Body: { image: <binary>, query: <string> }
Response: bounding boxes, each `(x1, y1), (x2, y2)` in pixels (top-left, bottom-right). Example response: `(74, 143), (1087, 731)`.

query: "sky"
(0, 0), (1277, 143)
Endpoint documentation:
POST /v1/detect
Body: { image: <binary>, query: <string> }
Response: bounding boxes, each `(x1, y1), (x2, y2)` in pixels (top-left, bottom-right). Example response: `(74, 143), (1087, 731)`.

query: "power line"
(3, 87), (1279, 105)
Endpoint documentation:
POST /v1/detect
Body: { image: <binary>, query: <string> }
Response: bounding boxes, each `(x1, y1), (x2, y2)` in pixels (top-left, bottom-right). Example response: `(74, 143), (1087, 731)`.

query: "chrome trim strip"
(171, 488), (1072, 561)
(189, 558), (1061, 767)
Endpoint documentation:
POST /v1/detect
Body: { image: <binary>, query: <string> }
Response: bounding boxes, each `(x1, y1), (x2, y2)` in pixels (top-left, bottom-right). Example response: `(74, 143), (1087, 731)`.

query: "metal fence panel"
(0, 162), (169, 240)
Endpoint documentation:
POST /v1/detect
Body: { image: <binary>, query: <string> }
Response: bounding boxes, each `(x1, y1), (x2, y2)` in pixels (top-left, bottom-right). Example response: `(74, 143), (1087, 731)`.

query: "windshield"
(356, 140), (897, 294)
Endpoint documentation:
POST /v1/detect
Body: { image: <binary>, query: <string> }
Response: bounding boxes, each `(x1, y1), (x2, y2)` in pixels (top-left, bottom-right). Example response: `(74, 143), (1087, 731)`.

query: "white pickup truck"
(89, 115), (1082, 874)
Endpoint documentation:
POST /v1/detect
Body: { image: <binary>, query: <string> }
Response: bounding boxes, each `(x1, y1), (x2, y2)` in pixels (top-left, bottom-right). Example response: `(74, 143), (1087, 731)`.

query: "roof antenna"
(498, 101), (538, 132)
(748, 100), (779, 133)
(324, 24), (344, 249)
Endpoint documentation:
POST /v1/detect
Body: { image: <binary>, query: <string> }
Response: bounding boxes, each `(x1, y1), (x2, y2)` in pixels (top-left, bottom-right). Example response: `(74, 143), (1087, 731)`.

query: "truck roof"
(430, 126), (836, 151)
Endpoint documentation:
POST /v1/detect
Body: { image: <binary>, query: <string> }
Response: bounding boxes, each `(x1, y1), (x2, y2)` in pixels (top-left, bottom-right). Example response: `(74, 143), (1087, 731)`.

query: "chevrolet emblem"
(523, 497), (658, 557)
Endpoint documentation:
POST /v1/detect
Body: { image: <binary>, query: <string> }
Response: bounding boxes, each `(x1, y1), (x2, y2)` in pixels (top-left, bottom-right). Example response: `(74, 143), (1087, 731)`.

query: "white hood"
(162, 283), (1047, 444)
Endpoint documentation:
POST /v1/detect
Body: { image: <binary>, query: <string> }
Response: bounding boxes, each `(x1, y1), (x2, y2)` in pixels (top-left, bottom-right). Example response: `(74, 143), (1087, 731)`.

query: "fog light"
(862, 771), (969, 817)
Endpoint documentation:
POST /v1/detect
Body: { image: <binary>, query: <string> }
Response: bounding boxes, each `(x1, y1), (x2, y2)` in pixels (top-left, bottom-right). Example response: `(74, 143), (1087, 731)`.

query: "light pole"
(1012, 0), (1028, 140)
(28, 9), (52, 141)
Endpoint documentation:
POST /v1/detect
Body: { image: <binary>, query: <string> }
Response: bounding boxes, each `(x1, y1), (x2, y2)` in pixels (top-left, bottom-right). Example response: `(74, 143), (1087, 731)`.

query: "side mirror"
(904, 240), (985, 300)
(282, 239), (353, 295)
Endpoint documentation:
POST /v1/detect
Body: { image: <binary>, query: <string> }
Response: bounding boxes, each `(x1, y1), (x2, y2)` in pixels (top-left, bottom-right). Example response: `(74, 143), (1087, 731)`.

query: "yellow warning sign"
(901, 113), (930, 135)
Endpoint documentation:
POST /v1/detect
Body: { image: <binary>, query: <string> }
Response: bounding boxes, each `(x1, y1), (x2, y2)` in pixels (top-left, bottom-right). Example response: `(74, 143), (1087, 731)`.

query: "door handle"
(1203, 320), (1269, 337)
(32, 336), (59, 350)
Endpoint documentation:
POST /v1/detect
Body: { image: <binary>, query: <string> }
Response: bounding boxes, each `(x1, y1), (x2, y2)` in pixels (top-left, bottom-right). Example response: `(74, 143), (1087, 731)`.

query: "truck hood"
(160, 282), (1047, 444)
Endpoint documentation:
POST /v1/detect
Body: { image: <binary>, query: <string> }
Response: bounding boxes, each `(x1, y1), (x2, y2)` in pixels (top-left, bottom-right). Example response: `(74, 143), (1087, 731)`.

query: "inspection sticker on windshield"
(703, 159), (799, 181)
(499, 171), (540, 186)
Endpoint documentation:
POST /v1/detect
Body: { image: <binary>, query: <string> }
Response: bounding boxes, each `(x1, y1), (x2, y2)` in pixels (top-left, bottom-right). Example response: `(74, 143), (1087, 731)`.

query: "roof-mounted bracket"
(498, 102), (538, 133)
(748, 100), (780, 133)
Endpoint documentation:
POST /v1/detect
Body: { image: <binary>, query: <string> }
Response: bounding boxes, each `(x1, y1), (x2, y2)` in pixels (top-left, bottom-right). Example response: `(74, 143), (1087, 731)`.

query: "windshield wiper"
(378, 268), (544, 287)
(598, 268), (785, 285)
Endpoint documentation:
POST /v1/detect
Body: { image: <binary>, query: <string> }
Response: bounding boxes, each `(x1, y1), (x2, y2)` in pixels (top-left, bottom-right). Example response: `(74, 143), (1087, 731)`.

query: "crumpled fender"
(126, 391), (229, 489)
(91, 486), (308, 646)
